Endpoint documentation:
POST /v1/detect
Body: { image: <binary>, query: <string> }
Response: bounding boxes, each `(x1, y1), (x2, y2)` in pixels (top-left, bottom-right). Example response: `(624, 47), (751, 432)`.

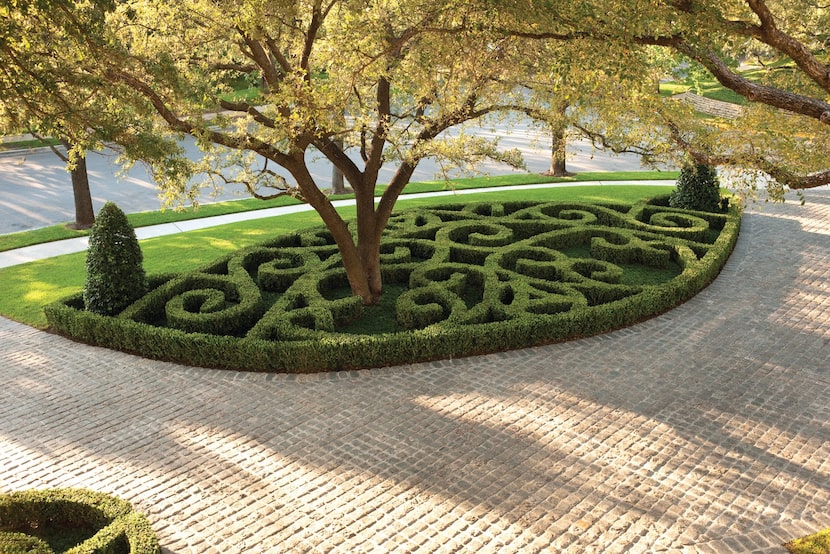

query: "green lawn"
(0, 136), (61, 150)
(0, 183), (675, 328)
(0, 171), (678, 252)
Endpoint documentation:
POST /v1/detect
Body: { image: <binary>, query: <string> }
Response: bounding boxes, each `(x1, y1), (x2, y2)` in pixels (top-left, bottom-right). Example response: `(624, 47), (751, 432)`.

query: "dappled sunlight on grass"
(237, 228), (270, 237)
(205, 238), (245, 251)
(0, 257), (85, 327)
(22, 282), (80, 306)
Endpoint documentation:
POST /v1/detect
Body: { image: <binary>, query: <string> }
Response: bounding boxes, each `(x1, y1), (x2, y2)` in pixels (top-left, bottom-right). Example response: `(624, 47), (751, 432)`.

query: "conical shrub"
(669, 164), (723, 212)
(84, 202), (147, 315)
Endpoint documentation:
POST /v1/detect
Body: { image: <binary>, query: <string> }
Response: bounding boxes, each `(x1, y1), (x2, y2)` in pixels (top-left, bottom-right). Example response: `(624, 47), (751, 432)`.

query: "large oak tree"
(10, 0), (626, 305)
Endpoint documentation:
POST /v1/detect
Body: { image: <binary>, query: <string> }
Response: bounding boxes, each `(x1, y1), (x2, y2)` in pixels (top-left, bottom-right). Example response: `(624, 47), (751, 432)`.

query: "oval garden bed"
(0, 489), (159, 553)
(45, 196), (740, 373)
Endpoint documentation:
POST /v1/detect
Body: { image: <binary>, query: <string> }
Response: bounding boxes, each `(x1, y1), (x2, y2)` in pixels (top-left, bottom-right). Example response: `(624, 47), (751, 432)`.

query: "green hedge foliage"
(45, 197), (741, 373)
(84, 202), (147, 316)
(669, 164), (725, 213)
(0, 489), (159, 553)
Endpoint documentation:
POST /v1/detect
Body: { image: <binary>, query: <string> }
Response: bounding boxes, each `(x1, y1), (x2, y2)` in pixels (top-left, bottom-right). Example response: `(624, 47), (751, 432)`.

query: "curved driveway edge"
(1, 189), (829, 553)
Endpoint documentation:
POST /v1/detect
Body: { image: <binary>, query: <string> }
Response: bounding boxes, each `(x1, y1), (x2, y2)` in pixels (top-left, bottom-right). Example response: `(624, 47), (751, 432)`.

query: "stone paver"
(1, 189), (829, 553)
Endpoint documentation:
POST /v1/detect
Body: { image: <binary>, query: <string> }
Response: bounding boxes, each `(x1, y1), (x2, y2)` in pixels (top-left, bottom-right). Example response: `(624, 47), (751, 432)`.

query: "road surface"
(0, 123), (653, 235)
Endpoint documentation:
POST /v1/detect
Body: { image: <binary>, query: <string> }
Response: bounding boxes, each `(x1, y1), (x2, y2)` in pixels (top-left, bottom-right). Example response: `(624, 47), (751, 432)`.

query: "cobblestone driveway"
(1, 190), (829, 553)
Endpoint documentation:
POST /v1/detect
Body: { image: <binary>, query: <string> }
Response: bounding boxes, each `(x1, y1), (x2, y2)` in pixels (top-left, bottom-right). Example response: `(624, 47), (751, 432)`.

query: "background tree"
(546, 104), (573, 177)
(31, 134), (96, 229)
(498, 37), (670, 178)
(0, 0), (184, 227)
(498, 0), (830, 198)
(0, 2), (100, 228)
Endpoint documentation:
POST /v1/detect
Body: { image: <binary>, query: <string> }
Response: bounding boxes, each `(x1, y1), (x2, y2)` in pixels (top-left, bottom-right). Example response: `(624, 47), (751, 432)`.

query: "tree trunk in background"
(547, 124), (572, 177)
(331, 138), (346, 195)
(57, 138), (95, 229)
(70, 155), (95, 229)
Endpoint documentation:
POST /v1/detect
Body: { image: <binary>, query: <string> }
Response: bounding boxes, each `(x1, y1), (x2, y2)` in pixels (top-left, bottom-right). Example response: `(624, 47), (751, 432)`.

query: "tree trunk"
(357, 230), (383, 304)
(330, 137), (346, 195)
(291, 163), (383, 305)
(353, 181), (383, 304)
(546, 124), (572, 177)
(331, 164), (346, 195)
(54, 138), (95, 229)
(69, 155), (95, 229)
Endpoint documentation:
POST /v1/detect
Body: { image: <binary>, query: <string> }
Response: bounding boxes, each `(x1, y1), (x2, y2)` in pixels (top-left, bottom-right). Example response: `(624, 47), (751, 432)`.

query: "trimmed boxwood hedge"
(45, 195), (740, 373)
(83, 202), (147, 317)
(0, 489), (159, 553)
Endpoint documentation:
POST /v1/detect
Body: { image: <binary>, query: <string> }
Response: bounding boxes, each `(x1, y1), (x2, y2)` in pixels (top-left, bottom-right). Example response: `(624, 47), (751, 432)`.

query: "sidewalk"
(1, 187), (828, 552)
(0, 180), (675, 268)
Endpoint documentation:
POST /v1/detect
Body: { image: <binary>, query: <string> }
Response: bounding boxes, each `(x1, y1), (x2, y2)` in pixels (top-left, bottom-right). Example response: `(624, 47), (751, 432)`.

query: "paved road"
(0, 124), (651, 234)
(1, 187), (828, 552)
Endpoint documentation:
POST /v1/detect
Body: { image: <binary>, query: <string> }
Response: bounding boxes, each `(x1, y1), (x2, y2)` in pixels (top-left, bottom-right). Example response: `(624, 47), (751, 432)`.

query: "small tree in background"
(669, 164), (723, 212)
(84, 202), (146, 315)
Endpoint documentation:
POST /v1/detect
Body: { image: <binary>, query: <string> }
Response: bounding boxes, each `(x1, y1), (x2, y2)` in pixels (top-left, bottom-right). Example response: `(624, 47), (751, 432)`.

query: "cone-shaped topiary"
(84, 202), (147, 315)
(669, 164), (723, 212)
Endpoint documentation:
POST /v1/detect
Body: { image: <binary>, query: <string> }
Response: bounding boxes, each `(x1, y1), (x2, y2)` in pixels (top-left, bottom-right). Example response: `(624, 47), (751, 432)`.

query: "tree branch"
(206, 163), (297, 201)
(744, 0), (830, 91)
(217, 100), (277, 128)
(31, 130), (69, 163)
(664, 118), (830, 189)
(681, 46), (830, 124)
(301, 0), (326, 79)
(311, 134), (364, 188)
(236, 28), (281, 88)
(104, 67), (293, 166)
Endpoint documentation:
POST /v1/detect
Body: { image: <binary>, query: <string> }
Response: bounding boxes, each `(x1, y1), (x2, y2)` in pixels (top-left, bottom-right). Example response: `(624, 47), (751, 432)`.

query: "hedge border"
(0, 489), (160, 553)
(44, 198), (741, 373)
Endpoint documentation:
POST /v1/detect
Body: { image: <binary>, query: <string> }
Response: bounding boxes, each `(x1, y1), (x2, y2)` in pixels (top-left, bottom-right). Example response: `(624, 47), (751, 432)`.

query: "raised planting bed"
(45, 196), (740, 372)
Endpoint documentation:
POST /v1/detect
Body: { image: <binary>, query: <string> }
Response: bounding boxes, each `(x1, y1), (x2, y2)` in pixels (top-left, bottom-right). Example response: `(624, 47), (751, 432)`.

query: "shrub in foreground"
(0, 488), (159, 553)
(84, 202), (147, 316)
(669, 164), (724, 213)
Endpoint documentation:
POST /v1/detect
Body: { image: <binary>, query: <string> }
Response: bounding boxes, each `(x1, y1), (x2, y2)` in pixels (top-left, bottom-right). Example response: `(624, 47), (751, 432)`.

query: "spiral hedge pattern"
(46, 197), (740, 372)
